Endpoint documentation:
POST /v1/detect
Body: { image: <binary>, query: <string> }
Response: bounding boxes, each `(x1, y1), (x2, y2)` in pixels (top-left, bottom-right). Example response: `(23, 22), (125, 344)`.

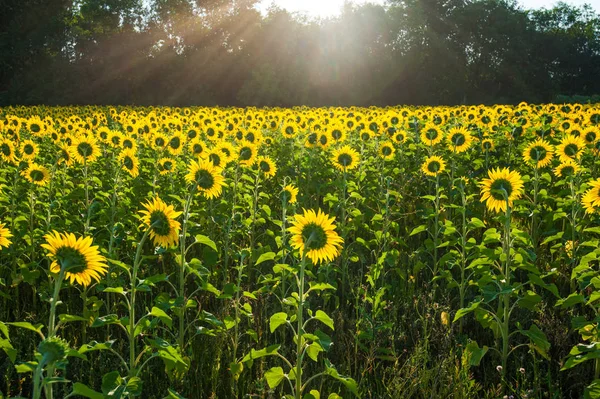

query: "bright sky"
(257, 0), (599, 18)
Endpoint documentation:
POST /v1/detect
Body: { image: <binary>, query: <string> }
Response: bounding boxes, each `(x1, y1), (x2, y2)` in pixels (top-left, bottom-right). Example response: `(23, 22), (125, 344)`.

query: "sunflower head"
(379, 142), (396, 160)
(0, 222), (12, 250)
(281, 184), (299, 205)
(583, 178), (600, 214)
(21, 163), (50, 186)
(331, 145), (359, 171)
(139, 196), (182, 248)
(523, 139), (553, 168)
(288, 209), (343, 264)
(421, 155), (446, 177)
(185, 158), (225, 199)
(447, 127), (473, 153)
(554, 159), (580, 178)
(41, 231), (108, 287)
(480, 167), (524, 213)
(256, 156), (277, 178)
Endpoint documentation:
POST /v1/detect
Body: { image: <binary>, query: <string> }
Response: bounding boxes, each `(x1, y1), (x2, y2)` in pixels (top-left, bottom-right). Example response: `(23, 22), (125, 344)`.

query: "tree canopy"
(1, 0), (598, 106)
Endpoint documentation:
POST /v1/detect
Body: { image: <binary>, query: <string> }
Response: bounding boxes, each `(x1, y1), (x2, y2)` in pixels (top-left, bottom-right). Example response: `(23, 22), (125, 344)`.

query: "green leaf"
(453, 301), (481, 322)
(307, 283), (336, 293)
(194, 235), (217, 252)
(562, 344), (600, 370)
(70, 382), (105, 399)
(150, 307), (172, 328)
(6, 322), (44, 336)
(324, 360), (359, 396)
(519, 324), (550, 360)
(255, 252), (276, 265)
(269, 312), (288, 333)
(91, 314), (121, 328)
(314, 310), (335, 330)
(518, 291), (542, 310)
(241, 344), (281, 362)
(164, 388), (187, 399)
(465, 341), (488, 366)
(306, 342), (323, 361)
(265, 367), (285, 389)
(15, 361), (38, 373)
(59, 314), (87, 323)
(585, 379), (600, 399)
(409, 225), (427, 236)
(555, 293), (585, 308)
(79, 340), (115, 355)
(0, 338), (17, 363)
(468, 218), (486, 229)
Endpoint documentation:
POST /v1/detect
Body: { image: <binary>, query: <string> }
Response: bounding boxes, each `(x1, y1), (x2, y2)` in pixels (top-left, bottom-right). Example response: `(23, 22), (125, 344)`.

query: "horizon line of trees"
(1, 0), (599, 107)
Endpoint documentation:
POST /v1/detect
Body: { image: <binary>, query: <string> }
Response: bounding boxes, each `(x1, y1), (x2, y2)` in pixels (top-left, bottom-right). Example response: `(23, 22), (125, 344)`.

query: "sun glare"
(258, 0), (384, 18)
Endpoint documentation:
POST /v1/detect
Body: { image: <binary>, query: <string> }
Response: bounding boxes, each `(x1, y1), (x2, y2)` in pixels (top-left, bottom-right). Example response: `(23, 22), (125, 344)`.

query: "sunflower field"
(1, 104), (600, 399)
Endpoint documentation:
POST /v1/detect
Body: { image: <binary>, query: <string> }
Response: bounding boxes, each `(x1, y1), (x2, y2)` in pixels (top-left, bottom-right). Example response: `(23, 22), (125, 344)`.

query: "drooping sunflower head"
(379, 142), (396, 160)
(281, 184), (299, 205)
(522, 139), (554, 168)
(41, 231), (108, 287)
(0, 222), (12, 250)
(331, 145), (359, 171)
(556, 135), (586, 163)
(185, 158), (225, 199)
(21, 163), (50, 186)
(288, 209), (344, 264)
(421, 155), (446, 177)
(447, 127), (473, 153)
(256, 156), (277, 178)
(139, 196), (182, 248)
(480, 167), (524, 213)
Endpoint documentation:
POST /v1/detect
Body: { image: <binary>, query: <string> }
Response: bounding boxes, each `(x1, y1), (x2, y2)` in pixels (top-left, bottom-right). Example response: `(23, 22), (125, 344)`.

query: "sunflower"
(166, 132), (185, 156)
(288, 209), (344, 264)
(204, 149), (225, 168)
(328, 124), (346, 144)
(0, 138), (18, 164)
(185, 158), (225, 199)
(215, 142), (236, 164)
(151, 132), (168, 150)
(188, 138), (206, 158)
(421, 155), (446, 177)
(281, 121), (298, 139)
(57, 143), (74, 166)
(236, 141), (258, 167)
(139, 196), (182, 248)
(420, 124), (443, 146)
(331, 145), (359, 171)
(554, 159), (581, 178)
(121, 137), (137, 152)
(256, 156), (277, 178)
(119, 149), (139, 178)
(20, 139), (39, 161)
(480, 168), (524, 213)
(555, 135), (586, 163)
(0, 222), (12, 250)
(379, 141), (396, 160)
(281, 184), (299, 205)
(392, 130), (407, 144)
(582, 178), (600, 214)
(481, 138), (494, 152)
(582, 127), (599, 145)
(522, 139), (554, 168)
(107, 130), (123, 148)
(21, 163), (50, 186)
(41, 231), (108, 287)
(446, 127), (473, 153)
(157, 157), (175, 175)
(71, 136), (101, 164)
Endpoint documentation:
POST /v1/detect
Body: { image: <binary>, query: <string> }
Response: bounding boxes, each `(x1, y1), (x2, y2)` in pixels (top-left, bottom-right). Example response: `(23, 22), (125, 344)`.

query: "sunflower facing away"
(41, 231), (108, 287)
(421, 155), (446, 177)
(522, 139), (554, 168)
(281, 184), (299, 205)
(185, 158), (225, 199)
(0, 222), (12, 250)
(139, 196), (182, 248)
(582, 178), (600, 214)
(331, 145), (360, 171)
(480, 167), (524, 213)
(289, 209), (344, 264)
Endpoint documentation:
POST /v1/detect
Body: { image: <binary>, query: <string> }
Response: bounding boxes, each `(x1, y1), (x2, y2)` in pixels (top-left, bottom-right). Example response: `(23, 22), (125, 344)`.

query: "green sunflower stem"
(83, 158), (91, 234)
(295, 253), (307, 399)
(501, 196), (512, 387)
(45, 266), (66, 399)
(178, 189), (195, 351)
(130, 228), (151, 375)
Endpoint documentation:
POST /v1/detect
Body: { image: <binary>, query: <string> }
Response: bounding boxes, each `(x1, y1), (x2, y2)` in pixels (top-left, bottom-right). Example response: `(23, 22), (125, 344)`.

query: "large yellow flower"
(0, 138), (18, 164)
(554, 159), (581, 178)
(119, 149), (139, 178)
(446, 127), (473, 153)
(20, 139), (39, 161)
(421, 155), (446, 177)
(139, 196), (182, 248)
(185, 158), (225, 199)
(582, 178), (600, 214)
(289, 209), (343, 264)
(522, 139), (554, 168)
(41, 231), (108, 287)
(379, 141), (396, 160)
(256, 156), (277, 178)
(420, 124), (443, 146)
(480, 167), (524, 213)
(281, 184), (299, 205)
(0, 222), (12, 250)
(21, 163), (50, 186)
(555, 135), (586, 163)
(331, 145), (360, 171)
(71, 135), (101, 164)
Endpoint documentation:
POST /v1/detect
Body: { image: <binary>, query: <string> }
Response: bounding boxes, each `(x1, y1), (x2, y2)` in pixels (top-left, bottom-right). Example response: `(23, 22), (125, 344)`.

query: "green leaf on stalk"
(519, 324), (550, 360)
(314, 310), (335, 330)
(194, 235), (217, 252)
(264, 366), (285, 389)
(453, 301), (481, 322)
(150, 307), (172, 328)
(255, 252), (276, 265)
(409, 225), (427, 236)
(70, 382), (105, 399)
(269, 312), (288, 333)
(465, 341), (488, 366)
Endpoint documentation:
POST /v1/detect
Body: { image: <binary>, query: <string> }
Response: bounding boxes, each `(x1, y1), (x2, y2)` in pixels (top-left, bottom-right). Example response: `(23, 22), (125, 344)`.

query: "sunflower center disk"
(338, 153), (353, 167)
(55, 247), (88, 274)
(490, 178), (513, 200)
(30, 170), (45, 182)
(530, 147), (547, 161)
(451, 134), (465, 146)
(195, 169), (215, 189)
(301, 223), (328, 251)
(77, 143), (93, 157)
(150, 211), (172, 236)
(260, 161), (271, 173)
(239, 148), (252, 161)
(564, 143), (578, 157)
(427, 161), (440, 173)
(382, 146), (392, 156)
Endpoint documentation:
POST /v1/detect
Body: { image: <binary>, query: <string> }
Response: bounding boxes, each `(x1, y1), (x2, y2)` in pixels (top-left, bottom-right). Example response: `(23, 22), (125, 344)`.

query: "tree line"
(1, 0), (599, 106)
